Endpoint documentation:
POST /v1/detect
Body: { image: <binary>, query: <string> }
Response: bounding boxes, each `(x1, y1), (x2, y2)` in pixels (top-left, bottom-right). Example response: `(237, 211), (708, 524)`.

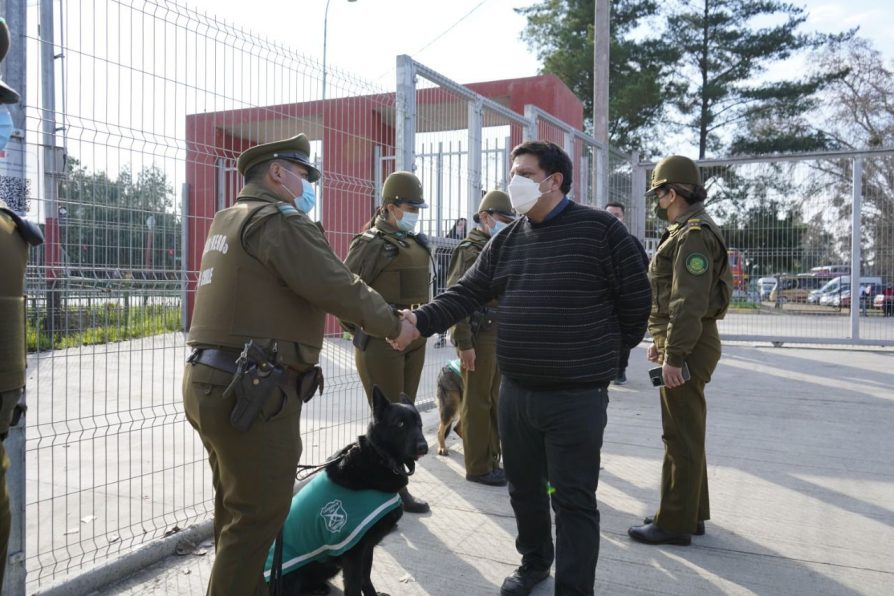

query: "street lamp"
(322, 0), (357, 104)
(320, 0), (356, 222)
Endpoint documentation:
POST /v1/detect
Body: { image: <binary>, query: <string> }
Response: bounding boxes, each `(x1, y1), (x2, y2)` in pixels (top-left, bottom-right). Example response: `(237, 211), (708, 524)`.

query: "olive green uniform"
(447, 228), (501, 476)
(343, 215), (430, 403)
(648, 204), (732, 535)
(184, 183), (400, 596)
(1, 199), (41, 589)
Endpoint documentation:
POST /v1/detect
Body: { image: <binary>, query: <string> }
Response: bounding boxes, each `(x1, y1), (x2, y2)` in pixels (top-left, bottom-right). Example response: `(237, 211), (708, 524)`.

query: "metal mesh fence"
(638, 150), (894, 346)
(12, 0), (891, 591)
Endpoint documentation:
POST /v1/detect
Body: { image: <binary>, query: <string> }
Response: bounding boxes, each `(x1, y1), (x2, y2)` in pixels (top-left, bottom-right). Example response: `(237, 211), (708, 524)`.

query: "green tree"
(806, 38), (894, 277)
(518, 0), (678, 153)
(667, 0), (852, 158)
(57, 159), (181, 276)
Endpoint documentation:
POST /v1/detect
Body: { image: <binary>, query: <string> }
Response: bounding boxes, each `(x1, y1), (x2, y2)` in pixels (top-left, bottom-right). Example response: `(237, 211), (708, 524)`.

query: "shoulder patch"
(685, 253), (709, 276)
(276, 203), (300, 217)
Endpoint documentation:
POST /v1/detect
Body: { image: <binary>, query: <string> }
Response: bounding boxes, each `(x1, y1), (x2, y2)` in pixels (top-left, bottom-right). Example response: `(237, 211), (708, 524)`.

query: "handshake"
(388, 310), (420, 351)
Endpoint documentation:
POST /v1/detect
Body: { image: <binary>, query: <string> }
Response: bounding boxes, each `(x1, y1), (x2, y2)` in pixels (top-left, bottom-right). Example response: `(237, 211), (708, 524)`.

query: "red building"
(185, 74), (583, 331)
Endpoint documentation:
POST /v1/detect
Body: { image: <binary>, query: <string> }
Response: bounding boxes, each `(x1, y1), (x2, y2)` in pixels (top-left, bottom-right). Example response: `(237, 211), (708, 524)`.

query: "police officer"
(447, 190), (514, 487)
(342, 170), (431, 513)
(0, 17), (42, 589)
(183, 134), (404, 595)
(628, 155), (732, 546)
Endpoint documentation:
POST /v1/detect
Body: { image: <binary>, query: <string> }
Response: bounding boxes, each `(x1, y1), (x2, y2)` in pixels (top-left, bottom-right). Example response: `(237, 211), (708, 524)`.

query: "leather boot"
(399, 487), (429, 513)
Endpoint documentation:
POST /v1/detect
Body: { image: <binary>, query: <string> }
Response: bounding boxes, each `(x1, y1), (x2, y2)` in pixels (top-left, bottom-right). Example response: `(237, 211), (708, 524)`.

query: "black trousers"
(499, 376), (608, 596)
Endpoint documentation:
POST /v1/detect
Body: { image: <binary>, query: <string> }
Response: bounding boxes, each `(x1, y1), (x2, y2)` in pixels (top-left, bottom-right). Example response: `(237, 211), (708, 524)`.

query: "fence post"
(630, 152), (646, 243)
(467, 98), (483, 224)
(523, 105), (537, 142)
(395, 55), (416, 172)
(851, 157), (862, 340)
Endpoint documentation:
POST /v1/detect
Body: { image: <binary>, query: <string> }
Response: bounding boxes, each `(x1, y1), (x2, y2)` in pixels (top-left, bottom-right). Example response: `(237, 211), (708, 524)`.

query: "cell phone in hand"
(648, 361), (691, 387)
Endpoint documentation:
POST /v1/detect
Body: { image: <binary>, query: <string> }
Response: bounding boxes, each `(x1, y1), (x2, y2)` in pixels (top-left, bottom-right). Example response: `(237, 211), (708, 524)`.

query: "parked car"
(770, 273), (834, 303)
(757, 277), (777, 301)
(873, 284), (894, 316)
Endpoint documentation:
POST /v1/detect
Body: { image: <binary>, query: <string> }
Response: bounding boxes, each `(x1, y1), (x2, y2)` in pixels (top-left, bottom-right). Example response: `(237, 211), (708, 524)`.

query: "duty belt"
(187, 348), (300, 387)
(187, 347), (241, 374)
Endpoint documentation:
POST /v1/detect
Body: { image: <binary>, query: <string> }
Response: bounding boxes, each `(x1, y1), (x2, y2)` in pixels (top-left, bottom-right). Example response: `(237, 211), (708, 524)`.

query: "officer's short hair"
(511, 141), (573, 195)
(605, 202), (625, 213)
(244, 160), (273, 184)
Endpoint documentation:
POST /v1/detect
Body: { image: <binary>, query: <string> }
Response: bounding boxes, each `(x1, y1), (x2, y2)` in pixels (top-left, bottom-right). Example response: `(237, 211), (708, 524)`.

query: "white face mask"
(508, 174), (552, 215)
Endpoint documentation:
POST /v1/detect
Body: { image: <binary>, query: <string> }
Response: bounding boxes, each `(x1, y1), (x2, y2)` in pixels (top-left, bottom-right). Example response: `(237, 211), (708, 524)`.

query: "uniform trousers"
(653, 319), (721, 535)
(460, 329), (501, 475)
(0, 387), (22, 589)
(355, 335), (426, 404)
(183, 363), (302, 596)
(499, 376), (608, 596)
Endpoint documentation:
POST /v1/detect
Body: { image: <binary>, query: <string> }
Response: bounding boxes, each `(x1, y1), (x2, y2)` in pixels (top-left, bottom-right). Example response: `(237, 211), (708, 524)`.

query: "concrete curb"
(34, 520), (213, 596)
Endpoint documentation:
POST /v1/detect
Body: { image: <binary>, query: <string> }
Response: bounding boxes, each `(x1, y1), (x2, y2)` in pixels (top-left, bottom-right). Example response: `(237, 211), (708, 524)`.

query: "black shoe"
(643, 516), (704, 536)
(466, 470), (508, 487)
(500, 564), (550, 596)
(399, 488), (430, 514)
(612, 370), (627, 385)
(627, 522), (691, 546)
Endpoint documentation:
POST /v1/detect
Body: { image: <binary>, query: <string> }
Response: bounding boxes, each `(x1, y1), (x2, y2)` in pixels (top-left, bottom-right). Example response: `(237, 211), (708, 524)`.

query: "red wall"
(185, 75), (583, 332)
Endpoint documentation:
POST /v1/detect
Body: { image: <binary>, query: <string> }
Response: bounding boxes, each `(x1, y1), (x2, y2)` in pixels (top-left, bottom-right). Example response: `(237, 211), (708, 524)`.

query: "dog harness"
(263, 472), (401, 580)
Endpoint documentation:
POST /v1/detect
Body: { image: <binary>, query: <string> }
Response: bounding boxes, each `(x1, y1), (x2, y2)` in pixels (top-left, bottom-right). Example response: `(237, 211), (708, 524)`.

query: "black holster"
(223, 341), (288, 432)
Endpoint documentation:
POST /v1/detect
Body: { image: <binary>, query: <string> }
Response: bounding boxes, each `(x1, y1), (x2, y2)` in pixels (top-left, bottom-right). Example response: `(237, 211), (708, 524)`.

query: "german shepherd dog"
(435, 360), (464, 456)
(274, 386), (428, 596)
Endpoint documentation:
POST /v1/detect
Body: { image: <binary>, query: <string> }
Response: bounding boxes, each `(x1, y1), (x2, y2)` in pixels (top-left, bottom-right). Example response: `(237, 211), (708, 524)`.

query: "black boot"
(399, 487), (429, 513)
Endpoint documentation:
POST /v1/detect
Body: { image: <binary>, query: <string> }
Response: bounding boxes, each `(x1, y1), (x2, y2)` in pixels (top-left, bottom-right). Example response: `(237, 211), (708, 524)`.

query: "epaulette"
(685, 218), (702, 231)
(458, 240), (477, 250)
(276, 202), (301, 217)
(413, 232), (431, 250)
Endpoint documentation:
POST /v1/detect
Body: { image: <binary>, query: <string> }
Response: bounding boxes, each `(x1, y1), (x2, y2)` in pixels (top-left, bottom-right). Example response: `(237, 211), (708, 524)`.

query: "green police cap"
(382, 171), (427, 208)
(647, 155), (701, 193)
(478, 190), (513, 216)
(236, 133), (321, 182)
(0, 18), (21, 104)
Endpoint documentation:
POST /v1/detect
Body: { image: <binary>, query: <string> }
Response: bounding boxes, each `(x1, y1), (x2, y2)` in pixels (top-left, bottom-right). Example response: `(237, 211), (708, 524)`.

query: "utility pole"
(593, 0), (610, 207)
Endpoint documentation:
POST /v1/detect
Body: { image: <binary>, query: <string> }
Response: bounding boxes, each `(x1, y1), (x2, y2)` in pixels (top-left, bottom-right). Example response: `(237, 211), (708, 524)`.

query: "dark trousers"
(617, 345), (631, 371)
(499, 376), (608, 596)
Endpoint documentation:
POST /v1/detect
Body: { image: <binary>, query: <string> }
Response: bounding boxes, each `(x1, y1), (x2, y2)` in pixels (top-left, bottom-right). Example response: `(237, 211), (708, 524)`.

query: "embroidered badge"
(686, 253), (708, 275)
(320, 499), (348, 534)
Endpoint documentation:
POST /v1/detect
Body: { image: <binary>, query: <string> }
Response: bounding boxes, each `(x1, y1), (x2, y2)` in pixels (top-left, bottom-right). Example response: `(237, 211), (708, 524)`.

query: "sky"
(184, 0), (894, 96)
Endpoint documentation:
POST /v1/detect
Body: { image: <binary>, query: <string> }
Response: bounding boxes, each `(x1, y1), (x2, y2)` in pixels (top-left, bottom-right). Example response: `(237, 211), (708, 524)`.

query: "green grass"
(27, 303), (181, 351)
(729, 298), (761, 310)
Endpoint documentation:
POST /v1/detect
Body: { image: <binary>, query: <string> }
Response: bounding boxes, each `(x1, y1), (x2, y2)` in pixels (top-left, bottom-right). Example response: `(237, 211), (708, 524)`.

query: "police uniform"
(343, 172), (431, 404)
(0, 19), (39, 589)
(183, 134), (400, 596)
(447, 191), (512, 479)
(646, 156), (732, 536)
(0, 198), (42, 589)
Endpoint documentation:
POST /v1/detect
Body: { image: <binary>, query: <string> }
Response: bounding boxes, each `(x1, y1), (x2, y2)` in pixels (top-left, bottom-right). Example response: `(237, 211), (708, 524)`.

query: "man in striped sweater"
(393, 141), (651, 596)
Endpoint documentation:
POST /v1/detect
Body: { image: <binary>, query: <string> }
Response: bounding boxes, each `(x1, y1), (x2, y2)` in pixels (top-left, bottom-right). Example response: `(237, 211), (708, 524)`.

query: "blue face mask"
(296, 180), (316, 214)
(0, 105), (14, 151)
(283, 168), (316, 214)
(397, 210), (418, 233)
(491, 220), (508, 235)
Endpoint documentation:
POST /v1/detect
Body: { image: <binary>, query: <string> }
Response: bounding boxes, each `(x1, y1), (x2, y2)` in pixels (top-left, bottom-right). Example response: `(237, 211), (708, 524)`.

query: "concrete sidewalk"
(96, 343), (894, 595)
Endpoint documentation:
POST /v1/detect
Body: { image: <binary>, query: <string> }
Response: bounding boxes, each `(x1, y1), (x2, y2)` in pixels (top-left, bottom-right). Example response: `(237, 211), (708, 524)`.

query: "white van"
(818, 276), (882, 296)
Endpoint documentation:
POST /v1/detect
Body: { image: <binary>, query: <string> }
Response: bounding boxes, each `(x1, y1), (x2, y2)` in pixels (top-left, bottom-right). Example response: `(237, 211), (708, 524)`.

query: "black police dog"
(278, 385), (428, 596)
(435, 361), (464, 456)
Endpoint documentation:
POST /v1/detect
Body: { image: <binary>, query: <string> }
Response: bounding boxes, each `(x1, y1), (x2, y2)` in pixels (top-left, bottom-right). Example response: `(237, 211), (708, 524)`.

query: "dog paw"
(437, 447), (449, 456)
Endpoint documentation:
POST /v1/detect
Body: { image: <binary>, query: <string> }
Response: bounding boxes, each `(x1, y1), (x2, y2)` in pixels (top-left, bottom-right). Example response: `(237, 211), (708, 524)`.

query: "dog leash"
(295, 452), (346, 482)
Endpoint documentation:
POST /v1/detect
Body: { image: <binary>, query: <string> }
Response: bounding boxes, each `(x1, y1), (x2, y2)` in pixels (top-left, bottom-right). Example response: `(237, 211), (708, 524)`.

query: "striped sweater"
(415, 200), (651, 387)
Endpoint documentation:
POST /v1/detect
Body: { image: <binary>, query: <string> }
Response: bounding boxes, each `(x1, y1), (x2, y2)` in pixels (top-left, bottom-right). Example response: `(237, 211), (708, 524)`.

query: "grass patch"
(27, 303), (181, 351)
